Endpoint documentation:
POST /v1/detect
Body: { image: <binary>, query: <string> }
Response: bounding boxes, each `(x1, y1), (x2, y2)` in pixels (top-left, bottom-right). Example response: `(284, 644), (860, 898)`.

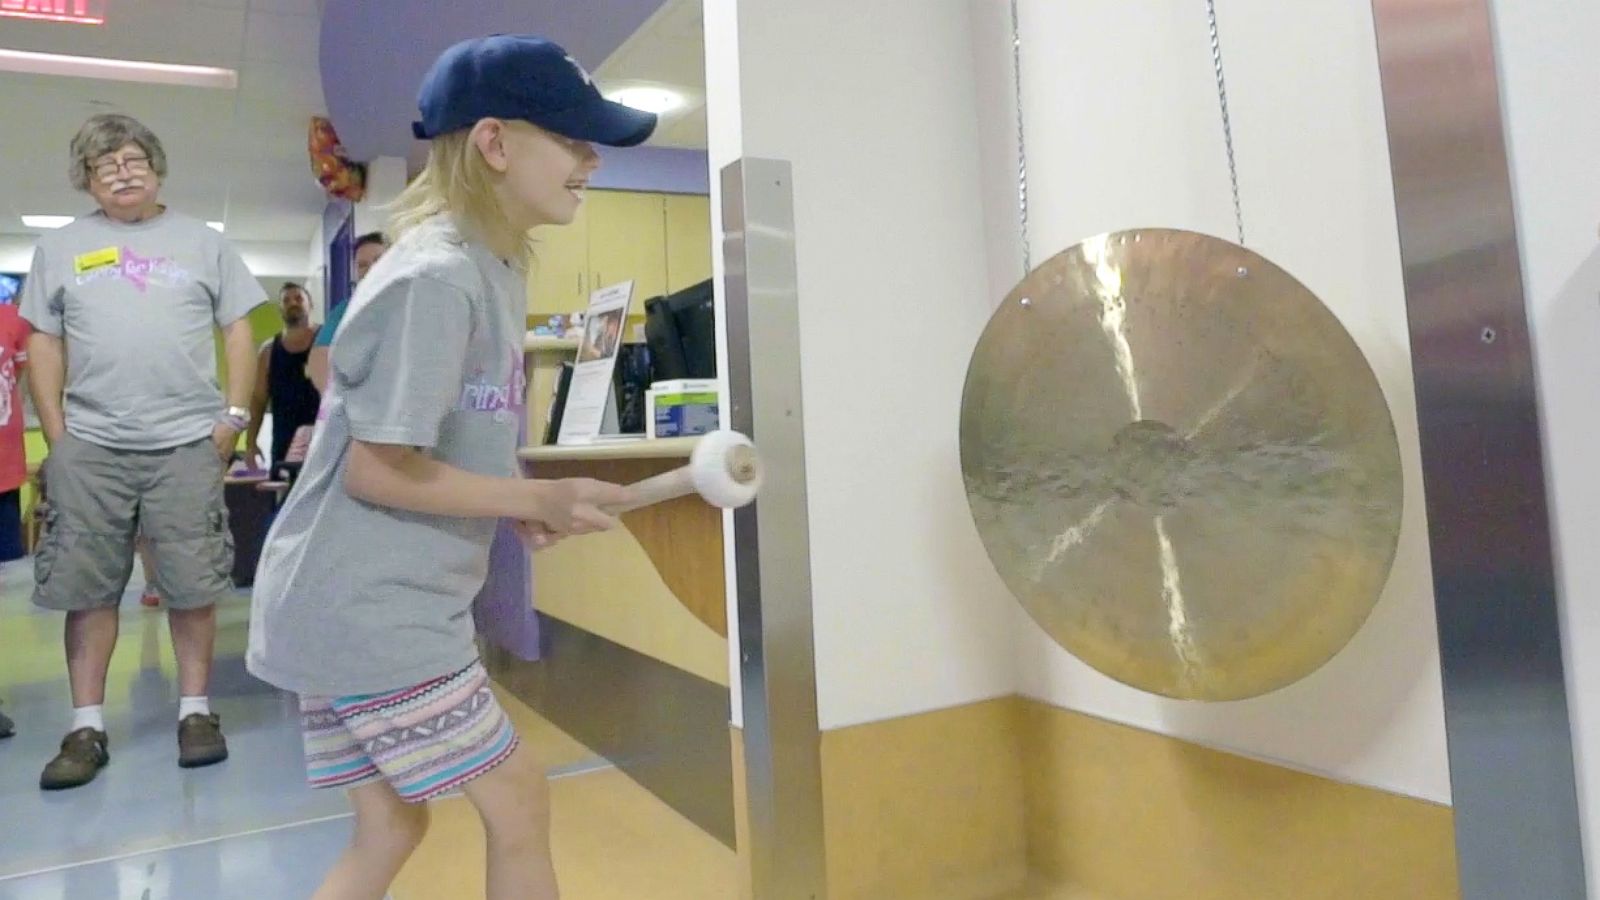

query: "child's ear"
(469, 118), (511, 174)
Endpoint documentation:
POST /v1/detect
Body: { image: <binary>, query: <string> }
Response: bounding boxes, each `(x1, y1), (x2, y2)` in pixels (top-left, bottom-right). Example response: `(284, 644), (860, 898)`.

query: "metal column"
(1368, 1), (1588, 895)
(720, 157), (829, 899)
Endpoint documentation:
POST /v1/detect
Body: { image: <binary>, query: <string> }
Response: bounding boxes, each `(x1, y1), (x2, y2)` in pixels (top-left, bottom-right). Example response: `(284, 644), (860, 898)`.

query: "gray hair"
(69, 114), (168, 192)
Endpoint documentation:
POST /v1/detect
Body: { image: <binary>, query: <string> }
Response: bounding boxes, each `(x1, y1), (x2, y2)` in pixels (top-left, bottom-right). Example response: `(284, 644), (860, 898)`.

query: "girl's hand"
(513, 519), (561, 551)
(524, 478), (633, 536)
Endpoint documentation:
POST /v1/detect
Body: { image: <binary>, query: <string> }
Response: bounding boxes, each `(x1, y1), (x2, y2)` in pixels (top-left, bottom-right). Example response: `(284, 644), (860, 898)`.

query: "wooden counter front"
(519, 437), (729, 686)
(527, 453), (726, 639)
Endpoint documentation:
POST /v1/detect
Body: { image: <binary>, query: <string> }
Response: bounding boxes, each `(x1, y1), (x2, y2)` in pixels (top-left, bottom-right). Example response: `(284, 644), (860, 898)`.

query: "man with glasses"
(18, 113), (266, 789)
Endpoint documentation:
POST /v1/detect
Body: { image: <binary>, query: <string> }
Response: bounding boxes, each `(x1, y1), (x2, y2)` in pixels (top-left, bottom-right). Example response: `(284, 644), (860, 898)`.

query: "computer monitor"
(644, 278), (716, 381)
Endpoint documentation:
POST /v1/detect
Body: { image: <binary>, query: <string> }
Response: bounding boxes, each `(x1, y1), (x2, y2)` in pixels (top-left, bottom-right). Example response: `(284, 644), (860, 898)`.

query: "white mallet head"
(612, 430), (765, 514)
(688, 429), (763, 509)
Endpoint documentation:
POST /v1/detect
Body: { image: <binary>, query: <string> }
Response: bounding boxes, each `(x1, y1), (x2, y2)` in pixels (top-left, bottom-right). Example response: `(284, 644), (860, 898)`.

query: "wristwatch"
(221, 406), (250, 431)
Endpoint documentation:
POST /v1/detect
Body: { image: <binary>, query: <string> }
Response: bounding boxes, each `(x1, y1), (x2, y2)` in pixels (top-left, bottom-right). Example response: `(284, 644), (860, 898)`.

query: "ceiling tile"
(243, 9), (320, 68)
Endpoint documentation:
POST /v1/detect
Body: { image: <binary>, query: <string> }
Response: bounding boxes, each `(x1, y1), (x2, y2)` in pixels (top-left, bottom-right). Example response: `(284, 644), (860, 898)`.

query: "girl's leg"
(459, 741), (559, 900)
(312, 779), (430, 900)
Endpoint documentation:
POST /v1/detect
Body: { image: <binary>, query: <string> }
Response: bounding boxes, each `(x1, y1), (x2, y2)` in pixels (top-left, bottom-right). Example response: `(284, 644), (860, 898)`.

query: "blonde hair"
(385, 126), (534, 270)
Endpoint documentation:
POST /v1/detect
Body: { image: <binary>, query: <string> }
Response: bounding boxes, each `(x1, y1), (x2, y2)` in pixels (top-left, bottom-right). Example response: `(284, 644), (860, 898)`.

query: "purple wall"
(592, 146), (709, 195)
(320, 0), (668, 161)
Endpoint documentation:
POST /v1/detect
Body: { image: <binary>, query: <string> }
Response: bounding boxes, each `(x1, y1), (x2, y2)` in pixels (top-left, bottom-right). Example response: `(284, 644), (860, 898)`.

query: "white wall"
(304, 210), (327, 321)
(1489, 0), (1600, 884)
(973, 0), (1451, 804)
(0, 238), (32, 275)
(703, 0), (746, 728)
(353, 156), (408, 238)
(235, 241), (313, 280)
(717, 0), (1020, 730)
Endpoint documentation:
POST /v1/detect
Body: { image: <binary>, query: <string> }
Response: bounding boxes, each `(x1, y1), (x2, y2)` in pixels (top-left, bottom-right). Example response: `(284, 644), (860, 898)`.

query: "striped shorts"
(299, 660), (519, 803)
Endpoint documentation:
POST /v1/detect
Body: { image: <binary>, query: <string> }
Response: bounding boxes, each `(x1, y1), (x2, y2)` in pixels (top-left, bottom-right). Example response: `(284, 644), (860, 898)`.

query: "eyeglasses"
(91, 155), (152, 180)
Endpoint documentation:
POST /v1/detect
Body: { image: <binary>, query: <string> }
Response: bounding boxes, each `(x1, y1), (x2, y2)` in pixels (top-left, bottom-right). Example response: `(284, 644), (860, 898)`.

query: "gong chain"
(1010, 0), (1031, 276)
(1206, 0), (1245, 246)
(1013, 2), (1243, 264)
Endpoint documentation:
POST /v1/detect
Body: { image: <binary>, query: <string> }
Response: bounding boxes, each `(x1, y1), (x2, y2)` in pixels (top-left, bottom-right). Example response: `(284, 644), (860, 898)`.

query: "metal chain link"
(1010, 0), (1031, 275)
(1011, 2), (1241, 258)
(1205, 0), (1245, 246)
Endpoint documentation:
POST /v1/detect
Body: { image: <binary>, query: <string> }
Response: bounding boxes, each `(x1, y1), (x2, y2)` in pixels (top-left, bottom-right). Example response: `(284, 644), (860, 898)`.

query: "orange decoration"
(308, 116), (367, 202)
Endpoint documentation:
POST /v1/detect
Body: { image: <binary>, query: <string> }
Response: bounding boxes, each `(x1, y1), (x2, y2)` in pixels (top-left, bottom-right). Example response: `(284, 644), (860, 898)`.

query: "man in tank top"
(246, 282), (321, 471)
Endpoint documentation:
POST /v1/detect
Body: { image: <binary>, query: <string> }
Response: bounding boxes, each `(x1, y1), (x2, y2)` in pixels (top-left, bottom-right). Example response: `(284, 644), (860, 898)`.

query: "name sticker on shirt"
(73, 246), (120, 275)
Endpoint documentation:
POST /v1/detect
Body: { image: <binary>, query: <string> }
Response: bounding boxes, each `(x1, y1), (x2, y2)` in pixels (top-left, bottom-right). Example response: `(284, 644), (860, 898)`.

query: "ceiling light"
(606, 86), (684, 115)
(0, 48), (237, 90)
(207, 221), (225, 233)
(22, 215), (74, 229)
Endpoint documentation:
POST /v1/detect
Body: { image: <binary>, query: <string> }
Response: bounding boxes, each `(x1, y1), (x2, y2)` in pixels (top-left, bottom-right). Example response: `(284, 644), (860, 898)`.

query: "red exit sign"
(0, 0), (106, 25)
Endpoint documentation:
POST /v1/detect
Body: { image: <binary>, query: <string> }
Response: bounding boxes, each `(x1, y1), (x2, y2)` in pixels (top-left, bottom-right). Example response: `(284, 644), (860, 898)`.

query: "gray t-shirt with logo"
(18, 209), (267, 449)
(247, 216), (528, 697)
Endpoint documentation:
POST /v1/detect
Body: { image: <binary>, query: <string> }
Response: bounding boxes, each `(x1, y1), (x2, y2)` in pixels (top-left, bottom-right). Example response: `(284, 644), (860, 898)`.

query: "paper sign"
(557, 280), (633, 445)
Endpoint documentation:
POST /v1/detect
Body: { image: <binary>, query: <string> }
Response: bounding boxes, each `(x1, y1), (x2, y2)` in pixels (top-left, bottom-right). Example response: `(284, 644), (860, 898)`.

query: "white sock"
(179, 696), (211, 721)
(72, 705), (105, 733)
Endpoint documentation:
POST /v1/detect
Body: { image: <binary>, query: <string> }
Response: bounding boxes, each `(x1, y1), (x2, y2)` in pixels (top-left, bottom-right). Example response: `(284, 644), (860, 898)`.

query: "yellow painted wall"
(819, 701), (1029, 900)
(527, 189), (711, 320)
(1020, 701), (1460, 900)
(529, 200), (591, 316)
(732, 697), (1460, 900)
(665, 194), (713, 293)
(586, 190), (669, 304)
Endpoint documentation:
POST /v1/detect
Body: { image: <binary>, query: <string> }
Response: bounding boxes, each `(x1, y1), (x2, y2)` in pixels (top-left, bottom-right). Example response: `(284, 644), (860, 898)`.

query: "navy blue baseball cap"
(412, 34), (658, 147)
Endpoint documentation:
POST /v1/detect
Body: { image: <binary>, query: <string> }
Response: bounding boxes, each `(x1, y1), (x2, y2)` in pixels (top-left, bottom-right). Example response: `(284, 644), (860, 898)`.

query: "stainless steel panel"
(1368, 1), (1588, 894)
(721, 157), (829, 899)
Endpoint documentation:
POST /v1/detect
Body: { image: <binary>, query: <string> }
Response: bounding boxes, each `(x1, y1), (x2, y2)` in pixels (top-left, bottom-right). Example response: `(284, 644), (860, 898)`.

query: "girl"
(247, 34), (657, 900)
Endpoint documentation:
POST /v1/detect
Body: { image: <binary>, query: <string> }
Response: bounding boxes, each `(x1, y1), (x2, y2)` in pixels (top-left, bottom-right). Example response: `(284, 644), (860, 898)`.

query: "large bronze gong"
(961, 229), (1403, 701)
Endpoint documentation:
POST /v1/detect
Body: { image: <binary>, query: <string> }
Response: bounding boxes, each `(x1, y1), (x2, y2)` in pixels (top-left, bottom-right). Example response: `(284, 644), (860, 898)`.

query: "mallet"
(610, 430), (763, 513)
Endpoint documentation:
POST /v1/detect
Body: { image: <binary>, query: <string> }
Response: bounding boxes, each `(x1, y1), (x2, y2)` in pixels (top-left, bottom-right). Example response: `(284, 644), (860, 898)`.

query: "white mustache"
(107, 177), (146, 193)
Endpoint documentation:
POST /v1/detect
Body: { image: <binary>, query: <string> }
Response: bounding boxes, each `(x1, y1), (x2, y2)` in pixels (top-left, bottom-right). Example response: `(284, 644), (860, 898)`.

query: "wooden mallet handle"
(610, 431), (763, 514)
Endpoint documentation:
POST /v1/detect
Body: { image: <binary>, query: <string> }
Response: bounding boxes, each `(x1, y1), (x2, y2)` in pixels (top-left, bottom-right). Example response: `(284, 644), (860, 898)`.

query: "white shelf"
(525, 334), (580, 352)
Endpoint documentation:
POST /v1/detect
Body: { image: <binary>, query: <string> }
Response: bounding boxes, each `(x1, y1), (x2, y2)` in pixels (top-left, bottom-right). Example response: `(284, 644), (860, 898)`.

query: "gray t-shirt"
(246, 215), (528, 696)
(18, 209), (267, 449)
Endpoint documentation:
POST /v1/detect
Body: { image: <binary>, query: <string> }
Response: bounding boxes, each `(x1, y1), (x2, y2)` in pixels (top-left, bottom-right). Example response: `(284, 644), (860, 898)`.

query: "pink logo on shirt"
(75, 247), (193, 293)
(457, 348), (527, 414)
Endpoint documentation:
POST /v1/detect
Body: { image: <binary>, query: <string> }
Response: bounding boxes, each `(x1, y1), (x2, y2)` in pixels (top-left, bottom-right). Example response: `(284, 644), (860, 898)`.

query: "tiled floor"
(0, 817), (355, 900)
(0, 558), (1080, 900)
(0, 559), (736, 899)
(0, 569), (354, 883)
(392, 769), (737, 900)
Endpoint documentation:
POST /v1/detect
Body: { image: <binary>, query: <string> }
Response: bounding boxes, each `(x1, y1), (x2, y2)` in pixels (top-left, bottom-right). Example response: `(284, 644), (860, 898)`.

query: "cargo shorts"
(33, 432), (234, 612)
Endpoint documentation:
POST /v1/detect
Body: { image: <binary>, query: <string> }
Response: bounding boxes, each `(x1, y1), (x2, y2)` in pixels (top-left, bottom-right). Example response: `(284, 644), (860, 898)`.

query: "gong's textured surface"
(961, 229), (1403, 700)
